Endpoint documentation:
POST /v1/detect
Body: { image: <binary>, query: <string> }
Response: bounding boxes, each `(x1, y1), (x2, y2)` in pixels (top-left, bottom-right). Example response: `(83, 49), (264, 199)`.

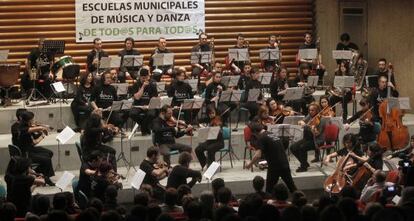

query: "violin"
(210, 116), (223, 127)
(166, 116), (194, 136)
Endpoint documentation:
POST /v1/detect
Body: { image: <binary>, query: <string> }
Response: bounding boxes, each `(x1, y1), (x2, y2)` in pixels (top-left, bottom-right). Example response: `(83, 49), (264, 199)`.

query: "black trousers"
(290, 138), (315, 168)
(129, 108), (157, 134)
(71, 102), (92, 128)
(266, 168), (297, 193)
(159, 143), (192, 166)
(195, 140), (224, 168)
(28, 146), (54, 177)
(329, 92), (352, 122)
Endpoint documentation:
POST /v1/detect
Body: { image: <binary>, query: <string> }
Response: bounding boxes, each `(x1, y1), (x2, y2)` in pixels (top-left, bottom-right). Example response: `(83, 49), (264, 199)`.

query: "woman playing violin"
(319, 95), (335, 117)
(266, 98), (285, 124)
(256, 105), (273, 127)
(344, 98), (376, 147)
(195, 104), (225, 170)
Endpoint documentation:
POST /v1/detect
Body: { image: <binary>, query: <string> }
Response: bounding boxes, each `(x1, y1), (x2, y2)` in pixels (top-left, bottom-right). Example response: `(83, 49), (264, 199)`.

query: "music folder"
(228, 48), (250, 61)
(56, 126), (76, 144)
(198, 126), (220, 141)
(332, 50), (353, 60)
(55, 171), (75, 191)
(283, 87), (304, 101)
(152, 53), (174, 66)
(51, 82), (66, 93)
(282, 115), (305, 125)
(298, 48), (317, 60)
(259, 48), (280, 60)
(122, 55), (144, 67)
(131, 169), (146, 190)
(203, 162), (220, 180)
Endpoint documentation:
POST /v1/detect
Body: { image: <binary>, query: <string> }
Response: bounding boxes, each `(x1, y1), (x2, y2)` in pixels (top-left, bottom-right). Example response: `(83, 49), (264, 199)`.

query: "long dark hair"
(79, 73), (94, 88)
(84, 113), (102, 131)
(20, 111), (34, 127)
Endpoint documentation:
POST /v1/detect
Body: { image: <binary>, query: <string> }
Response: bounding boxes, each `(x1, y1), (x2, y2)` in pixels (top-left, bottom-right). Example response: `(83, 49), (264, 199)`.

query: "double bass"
(377, 67), (409, 150)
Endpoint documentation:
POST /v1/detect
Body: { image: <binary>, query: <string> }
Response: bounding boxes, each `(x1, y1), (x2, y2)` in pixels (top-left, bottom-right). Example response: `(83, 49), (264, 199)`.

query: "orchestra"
(4, 30), (413, 198)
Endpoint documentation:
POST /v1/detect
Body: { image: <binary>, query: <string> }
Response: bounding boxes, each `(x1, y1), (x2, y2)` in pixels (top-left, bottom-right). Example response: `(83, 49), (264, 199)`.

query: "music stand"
(191, 51), (212, 64)
(283, 87), (304, 101)
(156, 82), (166, 93)
(228, 48), (250, 62)
(259, 48), (280, 61)
(186, 79), (198, 93)
(152, 53), (174, 70)
(50, 82), (67, 131)
(114, 100), (135, 172)
(198, 126), (220, 141)
(307, 76), (319, 87)
(365, 75), (379, 88)
(122, 55), (144, 67)
(259, 72), (272, 85)
(247, 88), (261, 102)
(298, 49), (317, 60)
(332, 50), (353, 60)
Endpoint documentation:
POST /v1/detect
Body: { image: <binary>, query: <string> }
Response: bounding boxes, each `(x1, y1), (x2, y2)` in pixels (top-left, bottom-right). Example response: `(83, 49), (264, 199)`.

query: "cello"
(377, 66), (409, 151)
(324, 153), (353, 194)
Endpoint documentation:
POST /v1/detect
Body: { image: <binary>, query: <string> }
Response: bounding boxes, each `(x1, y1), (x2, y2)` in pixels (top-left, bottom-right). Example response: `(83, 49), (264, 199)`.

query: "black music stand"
(42, 41), (65, 102)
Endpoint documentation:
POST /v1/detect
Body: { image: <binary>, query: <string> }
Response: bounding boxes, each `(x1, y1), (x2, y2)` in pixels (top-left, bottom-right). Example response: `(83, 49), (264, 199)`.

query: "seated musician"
(372, 58), (396, 87)
(290, 103), (326, 172)
(323, 133), (363, 165)
(152, 105), (192, 166)
(204, 72), (235, 124)
(17, 111), (55, 186)
(149, 37), (173, 81)
(256, 105), (273, 127)
(195, 105), (225, 170)
(118, 37), (141, 82)
(336, 33), (359, 65)
(90, 71), (125, 128)
(140, 146), (169, 199)
(77, 150), (102, 199)
(319, 95), (335, 118)
(346, 143), (384, 173)
(204, 61), (224, 88)
(262, 34), (281, 72)
(266, 98), (284, 124)
(167, 68), (195, 124)
(129, 67), (158, 136)
(298, 32), (316, 66)
(191, 32), (213, 78)
(388, 134), (414, 160)
(297, 32), (326, 83)
(344, 98), (376, 146)
(237, 63), (252, 90)
(24, 38), (55, 98)
(242, 68), (264, 120)
(290, 63), (315, 115)
(167, 152), (202, 189)
(227, 34), (250, 74)
(270, 66), (289, 102)
(90, 161), (122, 202)
(81, 110), (117, 171)
(328, 61), (353, 120)
(369, 75), (399, 121)
(86, 38), (108, 81)
(71, 73), (95, 129)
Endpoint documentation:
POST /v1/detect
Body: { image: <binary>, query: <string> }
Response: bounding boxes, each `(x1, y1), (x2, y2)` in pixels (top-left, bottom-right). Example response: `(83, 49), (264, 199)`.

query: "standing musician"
(71, 73), (95, 129)
(328, 61), (353, 118)
(344, 98), (376, 146)
(167, 67), (195, 124)
(242, 68), (264, 121)
(323, 133), (363, 166)
(262, 34), (282, 72)
(16, 111), (55, 186)
(297, 32), (325, 81)
(195, 105), (225, 170)
(297, 32), (317, 66)
(90, 71), (125, 128)
(152, 105), (193, 166)
(290, 103), (326, 172)
(118, 37), (141, 82)
(291, 63), (315, 115)
(191, 32), (213, 78)
(204, 72), (235, 124)
(140, 146), (169, 200)
(372, 58), (396, 88)
(129, 67), (158, 136)
(245, 122), (297, 193)
(237, 63), (252, 90)
(369, 75), (399, 121)
(335, 33), (359, 65)
(227, 34), (250, 74)
(81, 110), (118, 171)
(24, 38), (55, 97)
(86, 38), (108, 81)
(150, 37), (174, 81)
(270, 66), (289, 102)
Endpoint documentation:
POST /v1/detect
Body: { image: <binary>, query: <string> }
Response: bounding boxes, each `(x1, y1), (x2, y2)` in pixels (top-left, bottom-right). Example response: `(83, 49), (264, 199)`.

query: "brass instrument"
(352, 56), (368, 91)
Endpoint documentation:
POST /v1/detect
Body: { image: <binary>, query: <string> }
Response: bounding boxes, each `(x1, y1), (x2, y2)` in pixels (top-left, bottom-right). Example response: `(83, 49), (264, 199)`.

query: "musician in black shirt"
(152, 105), (192, 165)
(167, 152), (202, 189)
(76, 150), (102, 199)
(191, 32), (213, 77)
(167, 68), (195, 124)
(140, 146), (169, 199)
(150, 37), (174, 81)
(323, 133), (363, 165)
(270, 67), (289, 102)
(242, 69), (263, 120)
(118, 37), (141, 82)
(90, 71), (124, 128)
(336, 33), (359, 64)
(237, 63), (252, 90)
(345, 98), (377, 145)
(129, 67), (158, 135)
(245, 122), (297, 193)
(262, 34), (281, 72)
(371, 58), (396, 87)
(369, 75), (399, 121)
(228, 34), (250, 73)
(71, 73), (94, 128)
(11, 108), (27, 147)
(86, 38), (109, 80)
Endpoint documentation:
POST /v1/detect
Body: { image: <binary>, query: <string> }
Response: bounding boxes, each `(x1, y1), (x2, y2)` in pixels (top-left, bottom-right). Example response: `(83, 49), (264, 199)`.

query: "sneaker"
(296, 167), (308, 173)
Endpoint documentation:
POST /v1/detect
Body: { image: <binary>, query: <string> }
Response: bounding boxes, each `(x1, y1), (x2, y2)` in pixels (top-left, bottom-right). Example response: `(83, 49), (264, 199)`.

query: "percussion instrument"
(0, 63), (20, 87)
(51, 55), (80, 79)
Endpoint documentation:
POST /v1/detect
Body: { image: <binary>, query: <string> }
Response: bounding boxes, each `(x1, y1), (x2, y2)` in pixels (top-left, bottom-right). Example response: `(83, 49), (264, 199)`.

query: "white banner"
(75, 0), (205, 42)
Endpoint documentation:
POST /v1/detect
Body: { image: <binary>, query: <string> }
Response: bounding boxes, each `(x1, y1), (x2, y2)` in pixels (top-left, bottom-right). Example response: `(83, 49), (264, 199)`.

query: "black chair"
(8, 144), (39, 169)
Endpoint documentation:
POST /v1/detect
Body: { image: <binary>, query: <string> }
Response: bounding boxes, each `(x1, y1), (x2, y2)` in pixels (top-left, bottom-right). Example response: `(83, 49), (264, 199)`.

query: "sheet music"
(332, 50), (353, 60)
(219, 90), (232, 102)
(398, 97), (411, 110)
(198, 126), (220, 141)
(121, 100), (133, 110)
(203, 162), (220, 180)
(259, 72), (273, 85)
(307, 76), (319, 87)
(186, 79), (198, 92)
(148, 97), (161, 109)
(229, 76), (240, 87)
(109, 56), (121, 68)
(152, 53), (174, 66)
(298, 49), (317, 60)
(156, 82), (166, 92)
(259, 48), (279, 60)
(99, 57), (111, 69)
(247, 88), (261, 102)
(231, 90), (244, 102)
(56, 126), (75, 144)
(0, 49), (9, 62)
(283, 116), (305, 125)
(55, 171), (75, 190)
(112, 83), (129, 95)
(228, 48), (250, 61)
(182, 99), (195, 110)
(160, 96), (173, 107)
(122, 55), (144, 67)
(193, 98), (204, 109)
(131, 169), (146, 190)
(52, 82), (66, 93)
(110, 100), (123, 111)
(283, 87), (304, 101)
(128, 123), (139, 140)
